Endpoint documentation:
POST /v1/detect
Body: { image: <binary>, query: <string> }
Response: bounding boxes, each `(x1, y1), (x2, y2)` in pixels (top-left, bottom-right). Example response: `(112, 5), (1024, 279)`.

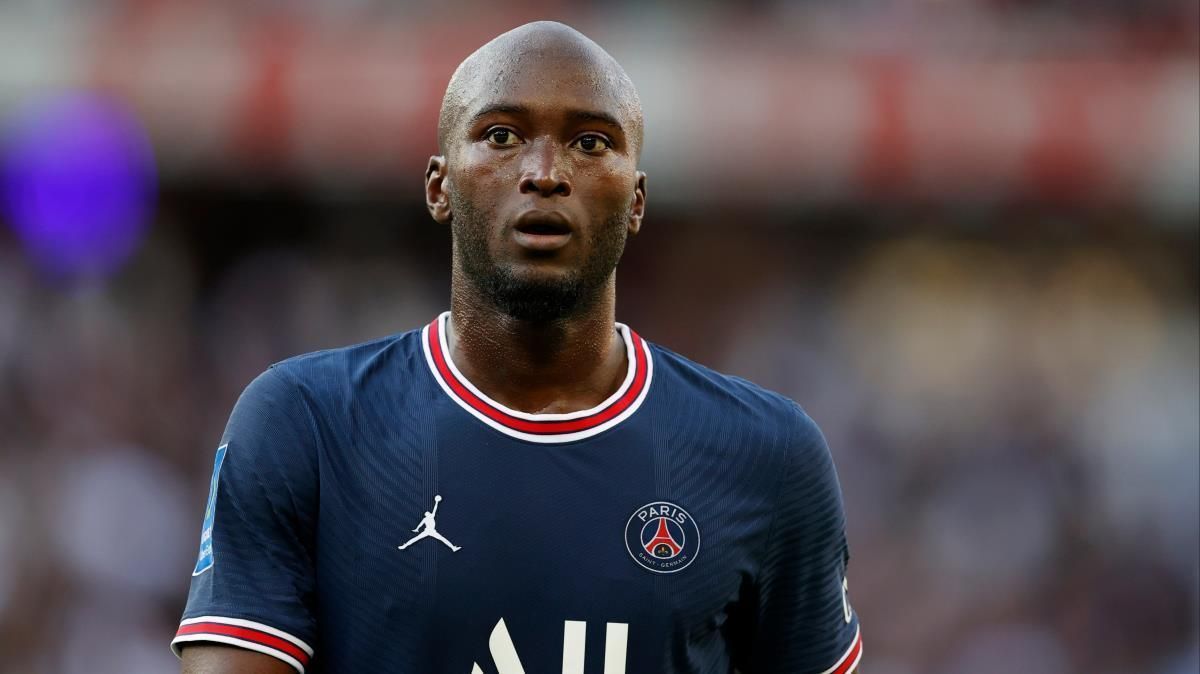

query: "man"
(174, 21), (861, 674)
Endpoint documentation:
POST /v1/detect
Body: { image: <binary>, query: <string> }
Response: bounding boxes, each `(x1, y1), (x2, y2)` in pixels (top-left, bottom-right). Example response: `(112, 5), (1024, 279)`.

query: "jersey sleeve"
(739, 406), (862, 674)
(171, 366), (321, 673)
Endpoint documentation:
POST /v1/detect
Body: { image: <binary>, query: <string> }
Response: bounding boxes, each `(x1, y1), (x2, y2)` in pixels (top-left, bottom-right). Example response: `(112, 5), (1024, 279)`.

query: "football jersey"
(172, 311), (863, 673)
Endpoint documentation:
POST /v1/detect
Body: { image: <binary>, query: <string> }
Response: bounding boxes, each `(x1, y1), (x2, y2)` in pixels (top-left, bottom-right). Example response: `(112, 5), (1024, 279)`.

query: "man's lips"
(512, 210), (573, 251)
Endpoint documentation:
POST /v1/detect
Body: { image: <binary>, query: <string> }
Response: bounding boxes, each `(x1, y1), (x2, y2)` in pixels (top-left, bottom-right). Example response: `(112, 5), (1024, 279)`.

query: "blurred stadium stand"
(0, 1), (1196, 673)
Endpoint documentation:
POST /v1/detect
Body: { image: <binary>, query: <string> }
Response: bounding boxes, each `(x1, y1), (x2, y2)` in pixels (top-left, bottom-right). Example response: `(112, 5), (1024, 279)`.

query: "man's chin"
(502, 262), (576, 287)
(496, 287), (584, 322)
(481, 270), (587, 322)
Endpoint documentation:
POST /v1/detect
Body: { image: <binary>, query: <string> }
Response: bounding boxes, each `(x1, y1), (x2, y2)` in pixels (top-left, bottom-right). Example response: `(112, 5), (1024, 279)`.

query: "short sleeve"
(739, 407), (862, 674)
(171, 367), (320, 673)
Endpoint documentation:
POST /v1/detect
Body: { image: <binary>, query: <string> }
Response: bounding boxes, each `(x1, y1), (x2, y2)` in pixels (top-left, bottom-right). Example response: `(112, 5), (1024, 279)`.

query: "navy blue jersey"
(172, 312), (862, 673)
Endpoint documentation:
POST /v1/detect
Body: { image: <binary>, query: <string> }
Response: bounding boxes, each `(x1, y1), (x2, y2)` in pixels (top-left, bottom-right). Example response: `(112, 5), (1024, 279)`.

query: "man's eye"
(572, 135), (611, 153)
(486, 128), (521, 146)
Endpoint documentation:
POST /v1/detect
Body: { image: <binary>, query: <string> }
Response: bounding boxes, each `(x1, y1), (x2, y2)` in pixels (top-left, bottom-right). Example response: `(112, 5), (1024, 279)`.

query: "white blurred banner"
(1, 4), (1196, 210)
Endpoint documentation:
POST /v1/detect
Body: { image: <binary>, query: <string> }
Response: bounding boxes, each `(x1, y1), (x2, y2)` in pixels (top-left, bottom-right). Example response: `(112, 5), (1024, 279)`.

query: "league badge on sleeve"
(625, 501), (700, 574)
(192, 443), (228, 576)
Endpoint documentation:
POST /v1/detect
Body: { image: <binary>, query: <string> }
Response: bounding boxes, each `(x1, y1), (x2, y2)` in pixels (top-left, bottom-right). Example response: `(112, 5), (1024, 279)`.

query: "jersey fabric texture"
(172, 312), (862, 674)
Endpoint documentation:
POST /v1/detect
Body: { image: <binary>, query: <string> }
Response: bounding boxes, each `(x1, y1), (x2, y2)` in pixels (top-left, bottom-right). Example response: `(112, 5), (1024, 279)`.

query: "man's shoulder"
(265, 326), (425, 396)
(646, 340), (818, 440)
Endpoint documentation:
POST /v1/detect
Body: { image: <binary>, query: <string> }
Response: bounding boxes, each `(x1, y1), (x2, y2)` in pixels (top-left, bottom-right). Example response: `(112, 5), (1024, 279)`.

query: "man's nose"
(518, 139), (572, 197)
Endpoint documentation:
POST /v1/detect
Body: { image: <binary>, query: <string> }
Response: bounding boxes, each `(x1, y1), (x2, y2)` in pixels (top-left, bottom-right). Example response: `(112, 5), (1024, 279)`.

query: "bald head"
(436, 21), (643, 159)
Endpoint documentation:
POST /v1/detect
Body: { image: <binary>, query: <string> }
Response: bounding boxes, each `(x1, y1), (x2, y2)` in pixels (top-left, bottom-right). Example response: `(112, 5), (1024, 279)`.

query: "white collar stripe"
(422, 312), (652, 443)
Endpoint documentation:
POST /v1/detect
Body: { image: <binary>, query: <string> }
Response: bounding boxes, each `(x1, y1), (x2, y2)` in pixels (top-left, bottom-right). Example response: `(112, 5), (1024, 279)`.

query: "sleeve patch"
(192, 443), (228, 576)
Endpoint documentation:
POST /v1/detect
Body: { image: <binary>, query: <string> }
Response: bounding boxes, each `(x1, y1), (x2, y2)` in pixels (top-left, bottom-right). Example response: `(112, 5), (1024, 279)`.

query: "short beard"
(450, 193), (628, 322)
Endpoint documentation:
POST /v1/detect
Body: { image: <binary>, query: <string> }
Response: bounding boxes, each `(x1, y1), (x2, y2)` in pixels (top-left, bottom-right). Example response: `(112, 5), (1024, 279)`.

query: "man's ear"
(628, 170), (647, 236)
(425, 156), (452, 224)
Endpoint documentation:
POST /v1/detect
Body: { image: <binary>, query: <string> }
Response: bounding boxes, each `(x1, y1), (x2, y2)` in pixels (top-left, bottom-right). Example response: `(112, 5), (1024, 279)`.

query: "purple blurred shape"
(1, 93), (156, 280)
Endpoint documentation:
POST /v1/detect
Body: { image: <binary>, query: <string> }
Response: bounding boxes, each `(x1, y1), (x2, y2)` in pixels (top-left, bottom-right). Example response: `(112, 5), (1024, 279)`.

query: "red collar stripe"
(426, 316), (649, 436)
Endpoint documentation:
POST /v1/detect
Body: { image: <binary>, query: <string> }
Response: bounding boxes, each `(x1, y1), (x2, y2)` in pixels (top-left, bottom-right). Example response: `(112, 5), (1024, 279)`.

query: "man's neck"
(447, 283), (627, 415)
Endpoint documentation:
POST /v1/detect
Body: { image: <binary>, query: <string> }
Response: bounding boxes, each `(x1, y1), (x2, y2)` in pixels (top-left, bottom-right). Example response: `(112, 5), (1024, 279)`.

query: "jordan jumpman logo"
(398, 495), (462, 552)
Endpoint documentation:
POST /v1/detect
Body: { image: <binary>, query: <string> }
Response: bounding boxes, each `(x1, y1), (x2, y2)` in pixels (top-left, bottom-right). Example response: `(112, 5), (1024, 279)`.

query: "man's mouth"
(513, 211), (573, 251)
(516, 222), (570, 235)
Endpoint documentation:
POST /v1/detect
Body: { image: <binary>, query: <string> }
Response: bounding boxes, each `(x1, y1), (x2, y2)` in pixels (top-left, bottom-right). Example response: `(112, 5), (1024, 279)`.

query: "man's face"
(428, 53), (646, 321)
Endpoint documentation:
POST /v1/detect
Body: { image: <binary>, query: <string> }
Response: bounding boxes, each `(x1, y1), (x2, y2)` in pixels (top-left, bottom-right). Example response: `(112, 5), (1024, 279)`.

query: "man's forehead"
(460, 63), (631, 126)
(461, 43), (632, 111)
(460, 21), (619, 82)
(438, 22), (643, 152)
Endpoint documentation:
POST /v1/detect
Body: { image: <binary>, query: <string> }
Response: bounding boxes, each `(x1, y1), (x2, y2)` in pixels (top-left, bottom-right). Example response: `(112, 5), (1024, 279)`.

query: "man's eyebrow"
(568, 109), (625, 132)
(468, 103), (530, 125)
(468, 103), (625, 132)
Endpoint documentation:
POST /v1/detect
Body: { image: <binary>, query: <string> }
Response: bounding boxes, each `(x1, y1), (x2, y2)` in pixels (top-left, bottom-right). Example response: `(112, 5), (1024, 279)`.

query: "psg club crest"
(624, 501), (700, 574)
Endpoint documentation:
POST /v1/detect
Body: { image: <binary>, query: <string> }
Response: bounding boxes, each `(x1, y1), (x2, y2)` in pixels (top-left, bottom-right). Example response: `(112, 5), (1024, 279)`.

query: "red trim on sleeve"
(823, 626), (863, 674)
(175, 621), (311, 668)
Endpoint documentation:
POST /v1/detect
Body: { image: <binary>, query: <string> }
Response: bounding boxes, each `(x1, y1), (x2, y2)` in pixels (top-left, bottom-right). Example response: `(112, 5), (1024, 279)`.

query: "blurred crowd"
(0, 199), (1195, 673)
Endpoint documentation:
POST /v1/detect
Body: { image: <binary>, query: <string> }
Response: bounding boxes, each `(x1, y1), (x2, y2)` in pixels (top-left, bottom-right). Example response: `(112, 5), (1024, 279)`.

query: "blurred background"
(0, 1), (1196, 673)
